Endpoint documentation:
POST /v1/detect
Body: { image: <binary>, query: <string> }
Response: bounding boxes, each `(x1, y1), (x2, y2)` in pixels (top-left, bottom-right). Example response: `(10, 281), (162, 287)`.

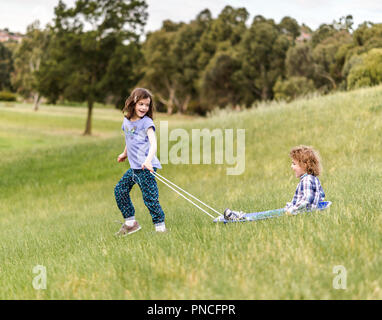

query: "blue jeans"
(114, 168), (165, 224)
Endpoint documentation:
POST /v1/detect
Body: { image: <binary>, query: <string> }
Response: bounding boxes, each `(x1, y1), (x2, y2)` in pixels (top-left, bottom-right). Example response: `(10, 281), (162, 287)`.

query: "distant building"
(296, 31), (312, 43)
(0, 29), (23, 43)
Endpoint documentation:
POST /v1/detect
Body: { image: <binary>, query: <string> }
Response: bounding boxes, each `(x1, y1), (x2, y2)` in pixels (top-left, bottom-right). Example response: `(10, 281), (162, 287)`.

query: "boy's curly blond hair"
(290, 145), (322, 176)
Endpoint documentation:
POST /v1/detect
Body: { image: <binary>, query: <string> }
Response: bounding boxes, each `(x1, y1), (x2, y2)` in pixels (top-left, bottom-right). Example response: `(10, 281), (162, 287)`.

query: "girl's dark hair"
(123, 88), (154, 120)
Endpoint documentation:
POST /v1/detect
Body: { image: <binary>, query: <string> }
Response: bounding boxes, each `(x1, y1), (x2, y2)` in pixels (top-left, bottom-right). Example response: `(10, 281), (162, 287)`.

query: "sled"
(213, 201), (332, 224)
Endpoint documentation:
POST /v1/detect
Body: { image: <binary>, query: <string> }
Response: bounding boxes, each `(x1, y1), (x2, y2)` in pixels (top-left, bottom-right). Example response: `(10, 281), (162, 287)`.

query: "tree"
(238, 16), (290, 103)
(312, 30), (353, 91)
(100, 41), (144, 108)
(11, 21), (50, 110)
(347, 48), (382, 90)
(339, 23), (382, 89)
(311, 23), (337, 48)
(352, 23), (382, 52)
(285, 43), (315, 79)
(200, 46), (243, 109)
(141, 13), (209, 114)
(38, 0), (148, 135)
(0, 42), (13, 91)
(195, 6), (249, 71)
(279, 16), (300, 42)
(333, 15), (354, 32)
(140, 24), (179, 114)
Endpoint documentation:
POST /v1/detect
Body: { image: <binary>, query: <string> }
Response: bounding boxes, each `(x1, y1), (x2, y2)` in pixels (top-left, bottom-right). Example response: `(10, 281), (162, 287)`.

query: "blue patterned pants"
(114, 168), (165, 224)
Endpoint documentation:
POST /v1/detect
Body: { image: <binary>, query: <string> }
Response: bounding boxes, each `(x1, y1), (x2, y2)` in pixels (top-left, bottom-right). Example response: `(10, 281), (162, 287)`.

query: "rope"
(150, 171), (222, 219)
(152, 171), (223, 217)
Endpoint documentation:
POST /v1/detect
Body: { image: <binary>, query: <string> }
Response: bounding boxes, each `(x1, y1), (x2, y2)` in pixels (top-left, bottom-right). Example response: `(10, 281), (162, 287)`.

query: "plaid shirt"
(285, 173), (325, 214)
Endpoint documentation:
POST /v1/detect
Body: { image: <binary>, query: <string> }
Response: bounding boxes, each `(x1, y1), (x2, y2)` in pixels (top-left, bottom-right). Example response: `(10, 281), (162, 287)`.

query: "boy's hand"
(285, 210), (293, 216)
(141, 161), (153, 172)
(117, 153), (127, 163)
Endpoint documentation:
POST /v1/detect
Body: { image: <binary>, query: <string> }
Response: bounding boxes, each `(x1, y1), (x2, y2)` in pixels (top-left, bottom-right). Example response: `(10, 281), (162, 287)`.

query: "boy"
(224, 145), (325, 220)
(284, 145), (325, 215)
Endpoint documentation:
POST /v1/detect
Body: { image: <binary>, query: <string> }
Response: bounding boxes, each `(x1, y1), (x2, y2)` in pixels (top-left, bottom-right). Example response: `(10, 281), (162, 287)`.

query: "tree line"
(1, 0), (382, 134)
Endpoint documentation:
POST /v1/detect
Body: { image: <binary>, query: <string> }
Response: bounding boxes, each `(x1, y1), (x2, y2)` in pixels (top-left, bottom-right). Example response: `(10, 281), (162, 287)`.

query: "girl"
(114, 88), (166, 235)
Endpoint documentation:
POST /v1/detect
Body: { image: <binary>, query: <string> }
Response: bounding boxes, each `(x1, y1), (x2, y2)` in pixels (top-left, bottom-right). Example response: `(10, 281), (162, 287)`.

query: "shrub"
(273, 76), (315, 102)
(0, 91), (17, 101)
(347, 48), (382, 90)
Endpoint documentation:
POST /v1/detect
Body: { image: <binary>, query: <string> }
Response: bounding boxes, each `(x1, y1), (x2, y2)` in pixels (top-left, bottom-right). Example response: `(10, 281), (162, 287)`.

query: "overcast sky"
(1, 0), (381, 34)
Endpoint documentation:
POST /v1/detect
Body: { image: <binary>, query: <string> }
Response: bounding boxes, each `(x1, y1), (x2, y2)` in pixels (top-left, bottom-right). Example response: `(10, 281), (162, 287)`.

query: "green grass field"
(1, 86), (381, 299)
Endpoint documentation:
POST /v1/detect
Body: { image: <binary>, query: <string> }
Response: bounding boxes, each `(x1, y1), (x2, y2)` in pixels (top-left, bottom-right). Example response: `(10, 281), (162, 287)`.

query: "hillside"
(0, 86), (381, 299)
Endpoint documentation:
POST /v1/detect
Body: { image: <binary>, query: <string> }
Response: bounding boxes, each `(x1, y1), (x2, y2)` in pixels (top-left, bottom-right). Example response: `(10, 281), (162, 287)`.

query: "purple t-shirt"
(122, 116), (162, 169)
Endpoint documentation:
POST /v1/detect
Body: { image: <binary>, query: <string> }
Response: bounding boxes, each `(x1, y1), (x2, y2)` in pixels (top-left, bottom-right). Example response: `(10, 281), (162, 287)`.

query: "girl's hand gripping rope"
(141, 161), (154, 172)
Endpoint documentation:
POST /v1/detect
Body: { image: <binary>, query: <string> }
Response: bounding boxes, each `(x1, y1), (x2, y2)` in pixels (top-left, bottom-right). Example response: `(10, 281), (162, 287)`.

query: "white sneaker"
(224, 208), (246, 221)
